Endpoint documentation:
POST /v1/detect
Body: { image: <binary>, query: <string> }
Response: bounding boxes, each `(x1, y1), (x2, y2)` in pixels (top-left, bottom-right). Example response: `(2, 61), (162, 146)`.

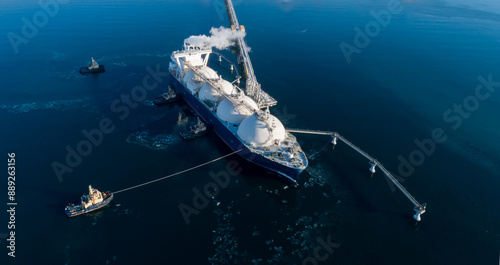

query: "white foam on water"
(304, 164), (330, 188)
(209, 200), (251, 264)
(0, 98), (91, 114)
(126, 131), (181, 150)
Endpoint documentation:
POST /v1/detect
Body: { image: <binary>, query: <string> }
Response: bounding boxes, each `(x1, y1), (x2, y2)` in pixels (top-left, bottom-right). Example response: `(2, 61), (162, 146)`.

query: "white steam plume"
(183, 26), (248, 50)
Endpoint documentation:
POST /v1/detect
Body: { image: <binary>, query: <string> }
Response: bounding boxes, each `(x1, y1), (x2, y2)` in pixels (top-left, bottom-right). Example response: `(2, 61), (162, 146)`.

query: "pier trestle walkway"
(287, 128), (427, 221)
(224, 0), (277, 108)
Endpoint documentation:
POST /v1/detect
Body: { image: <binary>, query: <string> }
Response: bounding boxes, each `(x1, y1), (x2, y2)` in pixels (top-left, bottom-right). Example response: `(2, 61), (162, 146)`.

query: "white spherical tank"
(199, 80), (236, 103)
(197, 67), (218, 80)
(183, 70), (203, 93)
(237, 114), (287, 147)
(199, 83), (218, 102)
(217, 96), (258, 124)
(182, 67), (218, 93)
(219, 80), (236, 94)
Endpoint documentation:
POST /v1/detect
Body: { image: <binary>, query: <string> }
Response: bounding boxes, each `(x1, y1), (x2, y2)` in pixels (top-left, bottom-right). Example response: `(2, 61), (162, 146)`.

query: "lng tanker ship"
(168, 45), (308, 183)
(168, 1), (307, 183)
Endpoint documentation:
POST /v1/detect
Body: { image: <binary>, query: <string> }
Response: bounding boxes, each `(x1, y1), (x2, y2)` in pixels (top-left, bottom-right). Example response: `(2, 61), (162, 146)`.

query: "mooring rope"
(308, 138), (332, 159)
(113, 149), (243, 194)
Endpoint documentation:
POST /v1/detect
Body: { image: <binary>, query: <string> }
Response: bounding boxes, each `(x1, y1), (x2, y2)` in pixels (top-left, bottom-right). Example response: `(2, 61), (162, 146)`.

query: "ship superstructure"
(169, 42), (308, 182)
(79, 57), (105, 74)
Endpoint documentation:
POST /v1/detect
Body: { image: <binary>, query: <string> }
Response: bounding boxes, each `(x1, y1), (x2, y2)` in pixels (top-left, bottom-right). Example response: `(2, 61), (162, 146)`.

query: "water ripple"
(0, 98), (91, 114)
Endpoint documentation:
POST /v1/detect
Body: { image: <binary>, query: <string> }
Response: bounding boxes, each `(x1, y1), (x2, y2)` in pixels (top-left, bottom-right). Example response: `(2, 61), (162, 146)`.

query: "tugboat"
(79, 57), (105, 74)
(65, 185), (113, 217)
(180, 117), (208, 140)
(154, 86), (178, 105)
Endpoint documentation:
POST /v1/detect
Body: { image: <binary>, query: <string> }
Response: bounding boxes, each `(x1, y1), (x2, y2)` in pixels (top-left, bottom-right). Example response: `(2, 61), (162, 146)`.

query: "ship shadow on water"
(206, 133), (302, 208)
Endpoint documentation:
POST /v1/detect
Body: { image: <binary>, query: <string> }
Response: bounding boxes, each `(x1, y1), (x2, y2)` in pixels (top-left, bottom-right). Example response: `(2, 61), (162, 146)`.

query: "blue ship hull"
(170, 75), (303, 183)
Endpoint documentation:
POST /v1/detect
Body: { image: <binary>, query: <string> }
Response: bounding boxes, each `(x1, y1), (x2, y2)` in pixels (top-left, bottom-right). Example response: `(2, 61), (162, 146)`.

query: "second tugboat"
(80, 57), (105, 74)
(180, 116), (208, 140)
(65, 185), (113, 217)
(154, 86), (178, 105)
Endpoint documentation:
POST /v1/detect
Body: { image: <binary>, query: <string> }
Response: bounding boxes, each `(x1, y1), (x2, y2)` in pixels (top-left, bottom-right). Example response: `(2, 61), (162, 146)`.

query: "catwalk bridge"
(287, 128), (427, 221)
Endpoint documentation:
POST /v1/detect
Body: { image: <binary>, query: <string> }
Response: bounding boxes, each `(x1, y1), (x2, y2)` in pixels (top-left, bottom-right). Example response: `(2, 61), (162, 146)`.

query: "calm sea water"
(1, 0), (499, 264)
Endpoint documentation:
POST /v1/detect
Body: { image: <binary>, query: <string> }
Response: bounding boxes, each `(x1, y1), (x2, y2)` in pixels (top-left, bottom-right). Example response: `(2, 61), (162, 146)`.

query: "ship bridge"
(224, 0), (277, 109)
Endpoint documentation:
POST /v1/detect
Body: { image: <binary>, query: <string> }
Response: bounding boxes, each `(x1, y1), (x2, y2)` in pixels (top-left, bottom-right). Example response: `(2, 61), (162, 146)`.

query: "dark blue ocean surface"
(1, 0), (499, 264)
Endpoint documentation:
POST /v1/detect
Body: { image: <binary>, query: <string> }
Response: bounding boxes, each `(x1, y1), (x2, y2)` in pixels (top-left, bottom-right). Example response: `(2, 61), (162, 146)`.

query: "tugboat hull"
(179, 129), (208, 140)
(154, 95), (178, 105)
(65, 193), (113, 217)
(79, 65), (105, 74)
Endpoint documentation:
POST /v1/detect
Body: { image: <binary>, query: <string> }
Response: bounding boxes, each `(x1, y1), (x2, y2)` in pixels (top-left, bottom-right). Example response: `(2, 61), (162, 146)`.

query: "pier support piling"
(369, 161), (377, 174)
